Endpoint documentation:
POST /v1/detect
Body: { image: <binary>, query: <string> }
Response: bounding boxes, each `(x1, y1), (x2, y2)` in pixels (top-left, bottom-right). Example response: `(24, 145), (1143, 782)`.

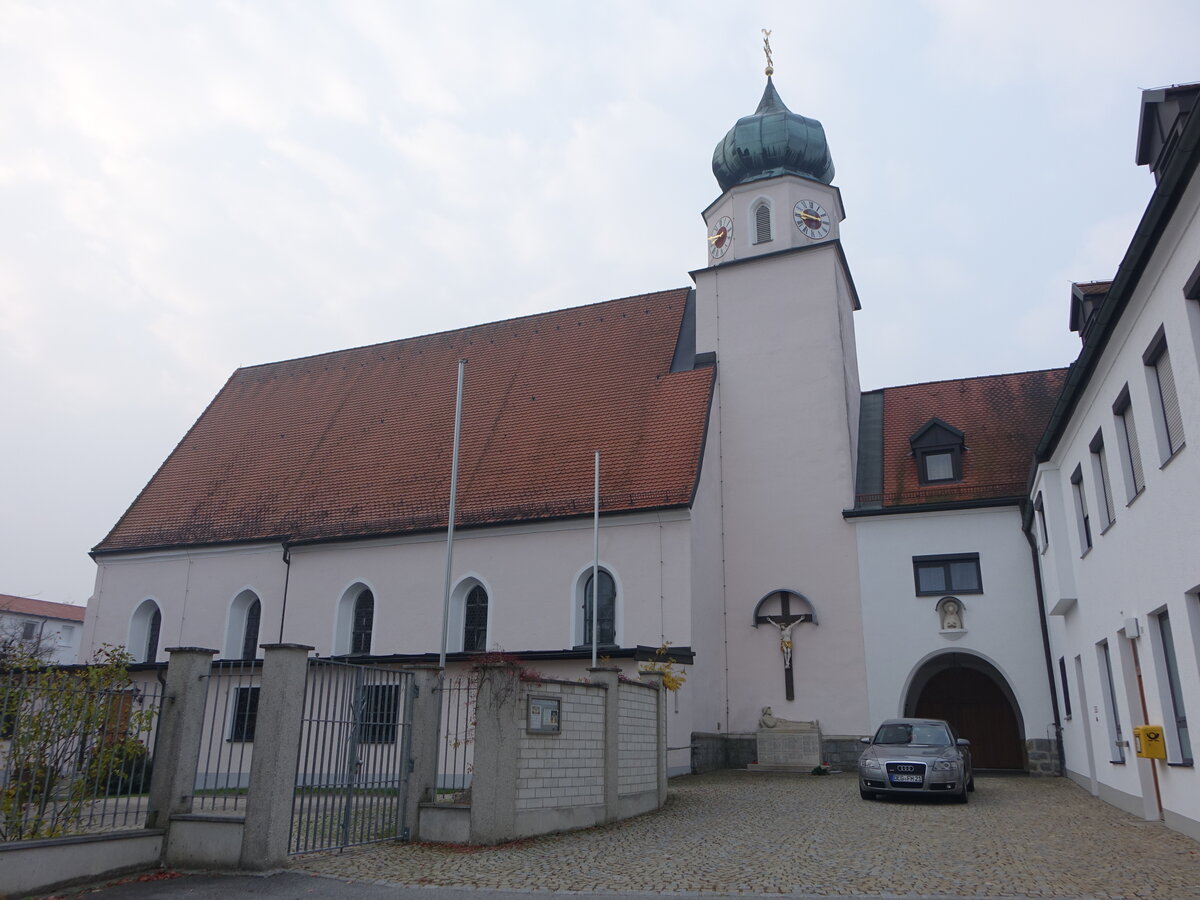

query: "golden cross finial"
(762, 28), (774, 77)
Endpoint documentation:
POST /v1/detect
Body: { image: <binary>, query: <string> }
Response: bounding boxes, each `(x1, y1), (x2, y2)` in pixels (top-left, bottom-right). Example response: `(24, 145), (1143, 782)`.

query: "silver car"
(858, 717), (974, 803)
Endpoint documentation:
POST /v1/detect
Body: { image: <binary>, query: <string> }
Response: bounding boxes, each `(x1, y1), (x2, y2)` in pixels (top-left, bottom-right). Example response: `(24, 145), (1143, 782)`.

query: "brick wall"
(617, 681), (658, 795)
(515, 682), (605, 810)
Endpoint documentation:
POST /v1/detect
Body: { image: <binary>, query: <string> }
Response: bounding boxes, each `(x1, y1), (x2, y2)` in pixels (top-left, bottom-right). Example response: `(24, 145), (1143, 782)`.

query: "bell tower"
(690, 43), (869, 737)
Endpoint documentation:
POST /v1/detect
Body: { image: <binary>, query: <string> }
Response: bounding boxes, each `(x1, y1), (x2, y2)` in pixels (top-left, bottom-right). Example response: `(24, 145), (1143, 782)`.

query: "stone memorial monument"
(747, 707), (823, 772)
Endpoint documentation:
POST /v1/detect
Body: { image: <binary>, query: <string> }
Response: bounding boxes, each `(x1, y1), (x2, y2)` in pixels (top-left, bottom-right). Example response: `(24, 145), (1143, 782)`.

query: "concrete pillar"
(589, 667), (621, 822)
(239, 643), (313, 870)
(146, 647), (217, 830)
(468, 663), (522, 844)
(640, 671), (668, 805)
(404, 666), (442, 840)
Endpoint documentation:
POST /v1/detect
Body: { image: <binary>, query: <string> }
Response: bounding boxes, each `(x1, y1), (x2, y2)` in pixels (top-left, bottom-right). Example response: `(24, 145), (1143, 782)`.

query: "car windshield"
(874, 723), (952, 746)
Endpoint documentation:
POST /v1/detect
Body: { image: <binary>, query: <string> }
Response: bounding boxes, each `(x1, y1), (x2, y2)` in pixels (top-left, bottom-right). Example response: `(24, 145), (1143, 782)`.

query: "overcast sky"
(3, 0), (1199, 609)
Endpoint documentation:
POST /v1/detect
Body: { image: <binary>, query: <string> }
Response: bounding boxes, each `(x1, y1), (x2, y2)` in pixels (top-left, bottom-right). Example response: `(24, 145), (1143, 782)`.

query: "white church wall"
(694, 240), (869, 737)
(1034, 165), (1200, 837)
(854, 506), (1054, 743)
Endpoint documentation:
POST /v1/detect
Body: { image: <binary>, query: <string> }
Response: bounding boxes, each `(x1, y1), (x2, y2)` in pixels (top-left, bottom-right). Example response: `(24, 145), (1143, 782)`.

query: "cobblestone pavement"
(294, 772), (1200, 898)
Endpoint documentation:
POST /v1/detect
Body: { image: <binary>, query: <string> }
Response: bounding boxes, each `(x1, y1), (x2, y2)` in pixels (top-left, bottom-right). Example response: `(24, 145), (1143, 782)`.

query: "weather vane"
(762, 28), (774, 76)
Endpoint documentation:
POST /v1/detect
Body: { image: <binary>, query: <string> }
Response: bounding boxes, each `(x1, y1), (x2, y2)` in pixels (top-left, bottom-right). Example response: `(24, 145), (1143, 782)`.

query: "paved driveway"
(295, 772), (1200, 898)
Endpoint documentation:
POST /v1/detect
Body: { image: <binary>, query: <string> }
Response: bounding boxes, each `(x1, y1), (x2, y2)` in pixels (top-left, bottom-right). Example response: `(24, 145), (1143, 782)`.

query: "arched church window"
(580, 570), (616, 647)
(130, 599), (162, 664)
(753, 201), (772, 244)
(463, 585), (488, 652)
(351, 589), (374, 655)
(241, 598), (262, 659)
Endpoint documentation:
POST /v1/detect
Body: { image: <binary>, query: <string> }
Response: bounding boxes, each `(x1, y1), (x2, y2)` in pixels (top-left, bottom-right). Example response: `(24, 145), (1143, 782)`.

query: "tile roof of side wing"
(854, 368), (1068, 510)
(0, 594), (87, 622)
(93, 288), (715, 554)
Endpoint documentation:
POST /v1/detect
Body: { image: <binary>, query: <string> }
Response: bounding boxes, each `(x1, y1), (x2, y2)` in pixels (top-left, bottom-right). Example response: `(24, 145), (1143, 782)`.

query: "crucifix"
(753, 590), (815, 702)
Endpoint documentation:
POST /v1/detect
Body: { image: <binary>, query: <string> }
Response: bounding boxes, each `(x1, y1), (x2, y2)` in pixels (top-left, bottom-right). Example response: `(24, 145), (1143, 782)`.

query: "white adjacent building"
(79, 71), (1200, 838)
(1, 593), (85, 665)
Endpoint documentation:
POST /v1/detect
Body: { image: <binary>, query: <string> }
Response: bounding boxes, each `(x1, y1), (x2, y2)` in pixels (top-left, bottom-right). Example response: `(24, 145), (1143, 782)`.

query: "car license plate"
(890, 774), (922, 783)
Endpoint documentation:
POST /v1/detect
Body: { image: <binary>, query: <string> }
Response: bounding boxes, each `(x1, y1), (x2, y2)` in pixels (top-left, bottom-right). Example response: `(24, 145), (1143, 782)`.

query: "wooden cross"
(753, 590), (813, 701)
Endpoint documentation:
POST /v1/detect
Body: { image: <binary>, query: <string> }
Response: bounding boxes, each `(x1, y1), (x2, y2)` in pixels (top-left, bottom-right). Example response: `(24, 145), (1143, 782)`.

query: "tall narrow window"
(581, 570), (616, 646)
(145, 608), (161, 664)
(1113, 388), (1145, 499)
(1089, 431), (1115, 530)
(1034, 492), (1049, 552)
(1156, 611), (1192, 764)
(1058, 656), (1072, 718)
(1099, 641), (1125, 763)
(463, 585), (488, 652)
(1144, 329), (1186, 460)
(351, 589), (374, 655)
(241, 598), (261, 660)
(130, 599), (162, 664)
(1070, 465), (1092, 554)
(753, 201), (772, 244)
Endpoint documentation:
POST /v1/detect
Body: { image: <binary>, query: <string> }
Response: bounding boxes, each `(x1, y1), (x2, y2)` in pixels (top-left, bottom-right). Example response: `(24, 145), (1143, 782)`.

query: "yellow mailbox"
(1132, 725), (1167, 760)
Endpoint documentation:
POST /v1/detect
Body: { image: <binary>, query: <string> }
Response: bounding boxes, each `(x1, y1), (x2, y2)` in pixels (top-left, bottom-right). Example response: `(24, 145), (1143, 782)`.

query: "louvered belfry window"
(463, 585), (488, 652)
(754, 202), (772, 244)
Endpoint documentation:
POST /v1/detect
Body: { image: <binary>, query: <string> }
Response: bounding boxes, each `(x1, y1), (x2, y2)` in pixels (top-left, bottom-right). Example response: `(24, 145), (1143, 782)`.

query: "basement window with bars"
(359, 684), (400, 744)
(229, 687), (260, 742)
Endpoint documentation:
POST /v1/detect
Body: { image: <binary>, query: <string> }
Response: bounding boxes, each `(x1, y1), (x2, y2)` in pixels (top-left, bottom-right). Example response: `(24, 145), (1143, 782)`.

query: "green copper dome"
(712, 78), (835, 192)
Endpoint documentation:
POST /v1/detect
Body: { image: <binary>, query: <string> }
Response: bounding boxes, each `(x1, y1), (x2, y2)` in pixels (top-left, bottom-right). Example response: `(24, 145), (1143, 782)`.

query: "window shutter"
(1119, 406), (1145, 493)
(1155, 346), (1185, 453)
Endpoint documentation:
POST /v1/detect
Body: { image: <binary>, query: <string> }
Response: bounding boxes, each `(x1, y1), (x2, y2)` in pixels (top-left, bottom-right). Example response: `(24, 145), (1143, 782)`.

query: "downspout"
(1022, 509), (1065, 774)
(277, 542), (292, 644)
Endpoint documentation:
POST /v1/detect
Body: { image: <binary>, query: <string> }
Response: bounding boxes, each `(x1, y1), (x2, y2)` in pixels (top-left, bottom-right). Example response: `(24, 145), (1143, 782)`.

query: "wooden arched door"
(914, 666), (1023, 769)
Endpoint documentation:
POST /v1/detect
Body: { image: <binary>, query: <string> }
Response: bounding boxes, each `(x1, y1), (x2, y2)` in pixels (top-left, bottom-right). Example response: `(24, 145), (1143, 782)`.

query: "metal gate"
(289, 660), (415, 855)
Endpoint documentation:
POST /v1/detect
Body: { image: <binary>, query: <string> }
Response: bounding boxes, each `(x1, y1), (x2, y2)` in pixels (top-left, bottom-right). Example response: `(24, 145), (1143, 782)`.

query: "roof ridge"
(874, 366), (1069, 393)
(234, 288), (693, 375)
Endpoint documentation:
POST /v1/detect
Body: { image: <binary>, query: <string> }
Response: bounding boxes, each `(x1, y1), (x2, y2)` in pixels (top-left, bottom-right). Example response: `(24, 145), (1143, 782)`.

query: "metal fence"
(437, 672), (476, 798)
(0, 666), (163, 841)
(289, 659), (415, 855)
(193, 659), (261, 813)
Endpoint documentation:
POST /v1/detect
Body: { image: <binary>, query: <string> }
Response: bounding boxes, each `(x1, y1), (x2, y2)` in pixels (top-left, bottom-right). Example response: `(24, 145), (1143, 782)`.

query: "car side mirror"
(860, 736), (871, 745)
(956, 738), (971, 747)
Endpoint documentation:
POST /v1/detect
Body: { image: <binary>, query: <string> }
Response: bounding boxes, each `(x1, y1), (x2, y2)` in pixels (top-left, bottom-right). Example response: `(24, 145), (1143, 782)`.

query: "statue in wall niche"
(939, 598), (963, 630)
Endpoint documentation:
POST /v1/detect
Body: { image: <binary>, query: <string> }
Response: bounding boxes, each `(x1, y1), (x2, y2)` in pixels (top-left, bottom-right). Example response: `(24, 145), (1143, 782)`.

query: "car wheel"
(967, 776), (975, 792)
(859, 787), (875, 800)
(955, 785), (969, 804)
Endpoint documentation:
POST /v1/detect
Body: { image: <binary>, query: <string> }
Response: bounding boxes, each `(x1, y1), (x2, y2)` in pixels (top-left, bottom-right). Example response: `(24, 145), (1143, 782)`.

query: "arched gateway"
(904, 653), (1025, 770)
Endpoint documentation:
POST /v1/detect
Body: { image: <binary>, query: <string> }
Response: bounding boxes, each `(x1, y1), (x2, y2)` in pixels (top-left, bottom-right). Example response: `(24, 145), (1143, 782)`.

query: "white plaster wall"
(854, 506), (1054, 740)
(693, 242), (869, 736)
(1034, 164), (1200, 833)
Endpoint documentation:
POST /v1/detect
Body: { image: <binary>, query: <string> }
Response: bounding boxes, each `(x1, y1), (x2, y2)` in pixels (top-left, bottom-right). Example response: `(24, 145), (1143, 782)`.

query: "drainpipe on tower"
(1022, 505), (1065, 775)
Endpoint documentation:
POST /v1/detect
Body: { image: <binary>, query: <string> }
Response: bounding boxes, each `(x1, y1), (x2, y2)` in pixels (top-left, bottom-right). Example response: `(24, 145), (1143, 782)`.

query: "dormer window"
(753, 201), (772, 244)
(909, 418), (966, 485)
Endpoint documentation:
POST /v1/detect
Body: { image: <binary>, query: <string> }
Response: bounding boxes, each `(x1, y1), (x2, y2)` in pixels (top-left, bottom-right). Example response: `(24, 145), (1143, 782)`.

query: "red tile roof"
(0, 594), (86, 622)
(95, 289), (714, 553)
(863, 368), (1068, 508)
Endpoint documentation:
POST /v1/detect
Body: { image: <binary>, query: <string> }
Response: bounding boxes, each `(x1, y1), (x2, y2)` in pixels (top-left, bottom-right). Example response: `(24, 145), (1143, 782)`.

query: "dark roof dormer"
(1136, 83), (1200, 183)
(909, 418), (966, 485)
(1069, 280), (1112, 344)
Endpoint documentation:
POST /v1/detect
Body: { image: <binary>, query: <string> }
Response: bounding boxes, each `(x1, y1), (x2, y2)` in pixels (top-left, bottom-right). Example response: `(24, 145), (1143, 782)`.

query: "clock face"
(793, 200), (831, 239)
(709, 215), (733, 258)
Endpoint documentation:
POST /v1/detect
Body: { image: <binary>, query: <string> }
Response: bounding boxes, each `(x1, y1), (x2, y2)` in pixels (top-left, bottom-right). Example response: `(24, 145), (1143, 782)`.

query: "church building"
(80, 68), (1200, 840)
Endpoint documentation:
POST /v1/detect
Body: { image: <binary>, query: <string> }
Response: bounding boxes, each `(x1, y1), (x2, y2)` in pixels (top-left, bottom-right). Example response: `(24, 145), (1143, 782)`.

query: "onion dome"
(712, 78), (835, 192)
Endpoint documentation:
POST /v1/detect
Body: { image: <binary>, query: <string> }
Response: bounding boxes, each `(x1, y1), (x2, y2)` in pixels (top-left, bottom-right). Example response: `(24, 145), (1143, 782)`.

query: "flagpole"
(592, 449), (600, 669)
(439, 359), (466, 670)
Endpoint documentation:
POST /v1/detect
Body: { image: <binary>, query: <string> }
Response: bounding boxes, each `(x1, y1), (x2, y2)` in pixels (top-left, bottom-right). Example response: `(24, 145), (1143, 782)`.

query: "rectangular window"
(1089, 431), (1116, 530)
(20, 621), (36, 641)
(1144, 329), (1186, 460)
(1113, 388), (1146, 499)
(229, 687), (259, 742)
(912, 553), (982, 595)
(1099, 640), (1125, 763)
(1071, 465), (1092, 554)
(359, 684), (400, 744)
(1058, 656), (1072, 718)
(922, 450), (956, 482)
(1034, 493), (1049, 552)
(1156, 611), (1192, 764)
